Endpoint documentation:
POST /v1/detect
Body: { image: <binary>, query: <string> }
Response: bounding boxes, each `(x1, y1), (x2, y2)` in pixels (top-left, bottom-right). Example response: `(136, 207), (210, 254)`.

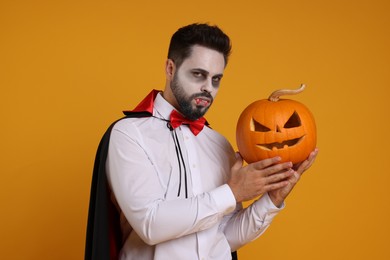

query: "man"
(86, 23), (318, 260)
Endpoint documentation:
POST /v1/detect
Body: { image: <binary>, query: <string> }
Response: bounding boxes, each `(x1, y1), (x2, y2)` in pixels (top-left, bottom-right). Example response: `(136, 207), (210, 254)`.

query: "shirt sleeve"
(221, 192), (284, 251)
(106, 123), (237, 246)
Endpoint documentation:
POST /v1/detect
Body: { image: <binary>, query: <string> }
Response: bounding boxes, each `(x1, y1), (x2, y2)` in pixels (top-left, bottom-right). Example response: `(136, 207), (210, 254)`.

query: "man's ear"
(165, 59), (176, 80)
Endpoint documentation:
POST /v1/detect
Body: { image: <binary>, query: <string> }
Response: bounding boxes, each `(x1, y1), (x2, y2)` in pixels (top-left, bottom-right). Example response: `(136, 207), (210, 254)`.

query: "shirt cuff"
(209, 184), (237, 214)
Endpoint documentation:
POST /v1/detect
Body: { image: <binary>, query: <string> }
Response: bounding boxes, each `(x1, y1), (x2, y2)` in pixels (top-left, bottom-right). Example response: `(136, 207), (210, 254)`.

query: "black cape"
(84, 92), (238, 260)
(85, 111), (151, 260)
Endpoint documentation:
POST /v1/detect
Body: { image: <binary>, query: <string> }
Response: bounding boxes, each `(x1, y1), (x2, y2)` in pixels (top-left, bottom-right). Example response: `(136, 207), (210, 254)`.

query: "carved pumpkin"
(236, 84), (316, 164)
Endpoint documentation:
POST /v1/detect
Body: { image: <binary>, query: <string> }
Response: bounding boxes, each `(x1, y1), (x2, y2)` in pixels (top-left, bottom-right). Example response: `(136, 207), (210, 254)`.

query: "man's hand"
(227, 153), (294, 203)
(268, 148), (319, 207)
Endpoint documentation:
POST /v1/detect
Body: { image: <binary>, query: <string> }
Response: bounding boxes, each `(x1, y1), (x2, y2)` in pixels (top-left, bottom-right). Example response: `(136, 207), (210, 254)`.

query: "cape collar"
(123, 89), (160, 116)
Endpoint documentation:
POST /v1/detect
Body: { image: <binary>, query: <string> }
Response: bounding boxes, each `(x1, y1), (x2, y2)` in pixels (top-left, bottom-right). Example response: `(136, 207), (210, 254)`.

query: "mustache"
(191, 92), (214, 102)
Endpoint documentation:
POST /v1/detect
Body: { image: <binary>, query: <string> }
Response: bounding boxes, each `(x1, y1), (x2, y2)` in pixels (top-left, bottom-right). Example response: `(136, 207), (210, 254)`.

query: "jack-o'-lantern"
(236, 84), (316, 164)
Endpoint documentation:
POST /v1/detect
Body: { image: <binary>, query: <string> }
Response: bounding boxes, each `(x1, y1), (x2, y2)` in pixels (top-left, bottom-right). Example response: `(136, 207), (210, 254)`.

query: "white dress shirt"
(106, 92), (283, 260)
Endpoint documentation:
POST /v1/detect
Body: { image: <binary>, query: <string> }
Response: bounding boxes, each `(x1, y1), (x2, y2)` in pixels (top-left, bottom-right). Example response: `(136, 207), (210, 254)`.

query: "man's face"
(170, 45), (225, 120)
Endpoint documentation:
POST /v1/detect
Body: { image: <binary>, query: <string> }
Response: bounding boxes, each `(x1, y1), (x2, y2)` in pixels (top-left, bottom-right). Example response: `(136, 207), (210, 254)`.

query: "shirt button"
(192, 164), (196, 168)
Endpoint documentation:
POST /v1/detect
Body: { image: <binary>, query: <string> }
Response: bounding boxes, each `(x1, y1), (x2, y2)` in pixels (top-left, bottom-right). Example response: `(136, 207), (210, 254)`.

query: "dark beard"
(170, 75), (213, 121)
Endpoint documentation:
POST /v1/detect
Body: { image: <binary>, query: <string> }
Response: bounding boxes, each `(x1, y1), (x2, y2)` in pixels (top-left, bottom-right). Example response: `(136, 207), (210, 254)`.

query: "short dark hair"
(167, 23), (232, 68)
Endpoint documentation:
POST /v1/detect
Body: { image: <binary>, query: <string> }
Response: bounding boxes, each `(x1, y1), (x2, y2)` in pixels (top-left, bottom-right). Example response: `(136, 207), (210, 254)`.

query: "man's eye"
(193, 72), (203, 78)
(212, 77), (221, 82)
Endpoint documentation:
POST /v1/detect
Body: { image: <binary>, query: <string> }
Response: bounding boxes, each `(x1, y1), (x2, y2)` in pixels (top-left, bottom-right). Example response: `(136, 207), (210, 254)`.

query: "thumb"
(231, 152), (243, 173)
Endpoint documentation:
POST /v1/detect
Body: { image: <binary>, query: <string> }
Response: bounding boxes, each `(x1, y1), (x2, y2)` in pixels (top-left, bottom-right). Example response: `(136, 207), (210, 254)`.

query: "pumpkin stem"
(268, 84), (306, 102)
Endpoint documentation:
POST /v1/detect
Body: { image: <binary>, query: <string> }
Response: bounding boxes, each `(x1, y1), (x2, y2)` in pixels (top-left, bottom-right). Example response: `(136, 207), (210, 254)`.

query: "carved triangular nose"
(276, 125), (282, 132)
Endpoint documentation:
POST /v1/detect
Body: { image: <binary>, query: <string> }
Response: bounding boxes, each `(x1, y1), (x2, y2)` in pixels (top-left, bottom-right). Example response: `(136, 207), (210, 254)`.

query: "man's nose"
(200, 78), (213, 93)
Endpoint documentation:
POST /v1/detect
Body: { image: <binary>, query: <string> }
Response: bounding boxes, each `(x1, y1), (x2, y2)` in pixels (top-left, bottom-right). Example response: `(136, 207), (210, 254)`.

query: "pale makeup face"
(164, 45), (226, 120)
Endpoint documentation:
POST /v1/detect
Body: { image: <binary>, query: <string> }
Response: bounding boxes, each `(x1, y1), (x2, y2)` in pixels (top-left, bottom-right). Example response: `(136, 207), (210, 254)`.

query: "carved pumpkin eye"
(284, 111), (301, 128)
(251, 118), (271, 132)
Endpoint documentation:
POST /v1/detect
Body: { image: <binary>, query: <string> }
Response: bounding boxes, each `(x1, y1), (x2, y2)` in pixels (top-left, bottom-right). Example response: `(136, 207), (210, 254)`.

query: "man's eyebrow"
(192, 68), (209, 75)
(213, 73), (224, 78)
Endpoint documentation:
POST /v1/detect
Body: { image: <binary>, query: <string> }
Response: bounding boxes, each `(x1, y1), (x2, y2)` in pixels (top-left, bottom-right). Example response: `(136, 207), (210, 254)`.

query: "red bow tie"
(170, 110), (206, 136)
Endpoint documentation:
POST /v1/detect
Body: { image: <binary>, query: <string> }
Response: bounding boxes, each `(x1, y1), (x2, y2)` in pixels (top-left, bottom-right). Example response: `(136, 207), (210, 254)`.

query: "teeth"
(195, 98), (208, 105)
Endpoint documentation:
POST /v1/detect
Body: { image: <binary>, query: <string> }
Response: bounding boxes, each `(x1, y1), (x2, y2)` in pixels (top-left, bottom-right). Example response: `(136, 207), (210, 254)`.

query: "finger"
(304, 153), (317, 169)
(266, 169), (294, 184)
(307, 148), (319, 162)
(264, 180), (290, 192)
(262, 161), (293, 177)
(297, 149), (319, 174)
(250, 156), (282, 170)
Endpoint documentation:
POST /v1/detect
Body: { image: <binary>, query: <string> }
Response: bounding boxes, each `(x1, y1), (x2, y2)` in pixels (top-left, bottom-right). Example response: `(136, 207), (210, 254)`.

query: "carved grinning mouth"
(256, 136), (304, 151)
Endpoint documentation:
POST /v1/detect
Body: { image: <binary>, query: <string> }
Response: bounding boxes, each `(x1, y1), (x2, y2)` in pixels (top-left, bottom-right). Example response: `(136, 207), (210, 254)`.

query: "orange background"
(1, 0), (389, 259)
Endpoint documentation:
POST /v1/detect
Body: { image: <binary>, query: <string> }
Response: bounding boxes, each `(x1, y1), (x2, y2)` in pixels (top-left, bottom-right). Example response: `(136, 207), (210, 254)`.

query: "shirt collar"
(153, 92), (177, 120)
